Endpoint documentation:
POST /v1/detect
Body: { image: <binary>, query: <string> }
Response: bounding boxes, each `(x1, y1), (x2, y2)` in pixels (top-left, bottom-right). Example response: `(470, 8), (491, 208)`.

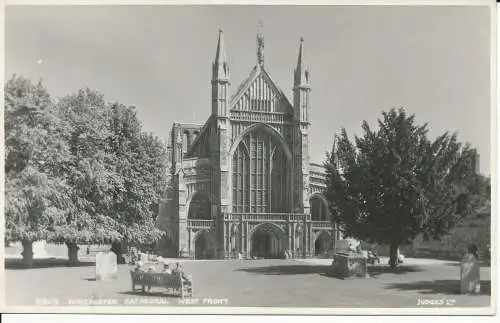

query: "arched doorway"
(250, 224), (286, 259)
(314, 231), (331, 257)
(194, 231), (213, 260)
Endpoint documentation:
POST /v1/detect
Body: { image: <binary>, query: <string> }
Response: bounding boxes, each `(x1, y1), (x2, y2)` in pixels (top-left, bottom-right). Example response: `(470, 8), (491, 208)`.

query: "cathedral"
(157, 28), (340, 259)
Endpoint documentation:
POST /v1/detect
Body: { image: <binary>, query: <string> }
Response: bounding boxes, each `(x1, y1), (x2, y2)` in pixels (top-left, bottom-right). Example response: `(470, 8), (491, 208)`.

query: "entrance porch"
(185, 213), (336, 260)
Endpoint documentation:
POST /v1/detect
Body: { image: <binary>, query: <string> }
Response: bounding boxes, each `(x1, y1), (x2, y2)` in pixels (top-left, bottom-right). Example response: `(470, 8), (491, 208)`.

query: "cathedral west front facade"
(158, 29), (340, 259)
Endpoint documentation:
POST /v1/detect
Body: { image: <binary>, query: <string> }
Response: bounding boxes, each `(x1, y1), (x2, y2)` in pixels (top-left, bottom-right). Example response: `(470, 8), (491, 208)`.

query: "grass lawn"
(4, 258), (491, 308)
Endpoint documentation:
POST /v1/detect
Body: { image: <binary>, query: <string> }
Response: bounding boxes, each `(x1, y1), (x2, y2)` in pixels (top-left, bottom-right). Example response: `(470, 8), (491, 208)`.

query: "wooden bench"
(130, 271), (193, 298)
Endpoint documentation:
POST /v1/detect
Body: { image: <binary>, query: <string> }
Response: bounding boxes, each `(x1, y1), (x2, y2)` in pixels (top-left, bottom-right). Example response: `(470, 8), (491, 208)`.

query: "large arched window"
(310, 195), (329, 221)
(232, 127), (289, 213)
(188, 193), (211, 219)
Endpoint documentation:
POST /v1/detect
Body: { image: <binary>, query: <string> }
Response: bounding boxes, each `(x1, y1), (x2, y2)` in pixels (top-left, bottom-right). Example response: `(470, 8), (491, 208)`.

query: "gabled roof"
(230, 64), (293, 113)
(231, 65), (259, 105)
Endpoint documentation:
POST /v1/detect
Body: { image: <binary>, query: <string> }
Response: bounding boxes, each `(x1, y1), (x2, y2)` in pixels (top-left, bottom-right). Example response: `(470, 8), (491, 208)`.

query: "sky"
(5, 5), (492, 174)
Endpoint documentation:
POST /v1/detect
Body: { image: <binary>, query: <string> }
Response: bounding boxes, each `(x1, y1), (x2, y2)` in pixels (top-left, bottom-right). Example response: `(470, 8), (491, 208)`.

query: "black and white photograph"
(1, 0), (496, 316)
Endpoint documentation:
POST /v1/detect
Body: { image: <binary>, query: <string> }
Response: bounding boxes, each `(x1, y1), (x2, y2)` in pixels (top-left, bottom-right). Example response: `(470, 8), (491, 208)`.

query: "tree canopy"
(52, 90), (168, 246)
(4, 75), (72, 243)
(4, 75), (168, 264)
(325, 108), (482, 266)
(106, 103), (166, 244)
(52, 89), (121, 245)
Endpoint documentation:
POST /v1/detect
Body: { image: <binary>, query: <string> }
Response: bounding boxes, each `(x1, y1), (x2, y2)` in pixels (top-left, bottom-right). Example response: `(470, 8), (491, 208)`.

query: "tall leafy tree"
(325, 108), (480, 268)
(107, 103), (167, 261)
(54, 94), (167, 264)
(4, 75), (71, 266)
(53, 89), (121, 264)
(6, 79), (168, 266)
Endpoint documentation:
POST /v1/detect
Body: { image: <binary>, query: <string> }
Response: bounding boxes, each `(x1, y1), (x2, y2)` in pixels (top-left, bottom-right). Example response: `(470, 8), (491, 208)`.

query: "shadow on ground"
(236, 265), (329, 275)
(368, 265), (424, 277)
(385, 280), (491, 295)
(4, 258), (95, 270)
(236, 264), (424, 278)
(445, 261), (491, 268)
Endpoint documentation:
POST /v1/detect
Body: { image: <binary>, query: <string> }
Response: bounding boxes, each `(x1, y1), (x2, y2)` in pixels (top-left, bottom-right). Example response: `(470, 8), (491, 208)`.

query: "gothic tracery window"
(188, 193), (211, 220)
(232, 127), (288, 213)
(310, 195), (328, 221)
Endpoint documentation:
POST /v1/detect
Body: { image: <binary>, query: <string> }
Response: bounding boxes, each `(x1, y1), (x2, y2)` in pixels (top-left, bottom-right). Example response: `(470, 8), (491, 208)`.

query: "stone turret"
(212, 29), (230, 117)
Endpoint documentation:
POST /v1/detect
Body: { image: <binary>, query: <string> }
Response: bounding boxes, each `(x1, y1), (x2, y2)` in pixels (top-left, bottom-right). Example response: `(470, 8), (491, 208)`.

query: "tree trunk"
(66, 242), (80, 266)
(111, 242), (126, 264)
(389, 243), (399, 270)
(21, 239), (34, 267)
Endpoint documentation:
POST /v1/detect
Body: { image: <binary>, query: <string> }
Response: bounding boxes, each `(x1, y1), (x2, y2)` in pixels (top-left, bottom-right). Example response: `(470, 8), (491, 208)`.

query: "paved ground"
(4, 258), (491, 308)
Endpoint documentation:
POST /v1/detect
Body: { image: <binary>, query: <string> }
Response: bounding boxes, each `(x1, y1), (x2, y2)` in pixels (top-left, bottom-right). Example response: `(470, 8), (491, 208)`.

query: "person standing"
(460, 244), (481, 294)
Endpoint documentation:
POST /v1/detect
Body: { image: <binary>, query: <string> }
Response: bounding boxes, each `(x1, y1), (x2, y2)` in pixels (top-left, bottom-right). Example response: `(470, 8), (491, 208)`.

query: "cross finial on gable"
(257, 21), (265, 66)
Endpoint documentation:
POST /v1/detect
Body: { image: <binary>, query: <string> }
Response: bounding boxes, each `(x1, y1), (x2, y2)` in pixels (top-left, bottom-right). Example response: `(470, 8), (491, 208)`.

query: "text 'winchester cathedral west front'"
(158, 28), (341, 260)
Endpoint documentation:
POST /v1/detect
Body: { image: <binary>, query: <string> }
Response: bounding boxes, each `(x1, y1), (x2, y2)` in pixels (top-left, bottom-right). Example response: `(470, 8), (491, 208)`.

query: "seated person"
(367, 250), (379, 263)
(134, 261), (144, 272)
(139, 252), (148, 262)
(173, 262), (192, 285)
(172, 262), (182, 275)
(162, 263), (172, 274)
(129, 248), (141, 265)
